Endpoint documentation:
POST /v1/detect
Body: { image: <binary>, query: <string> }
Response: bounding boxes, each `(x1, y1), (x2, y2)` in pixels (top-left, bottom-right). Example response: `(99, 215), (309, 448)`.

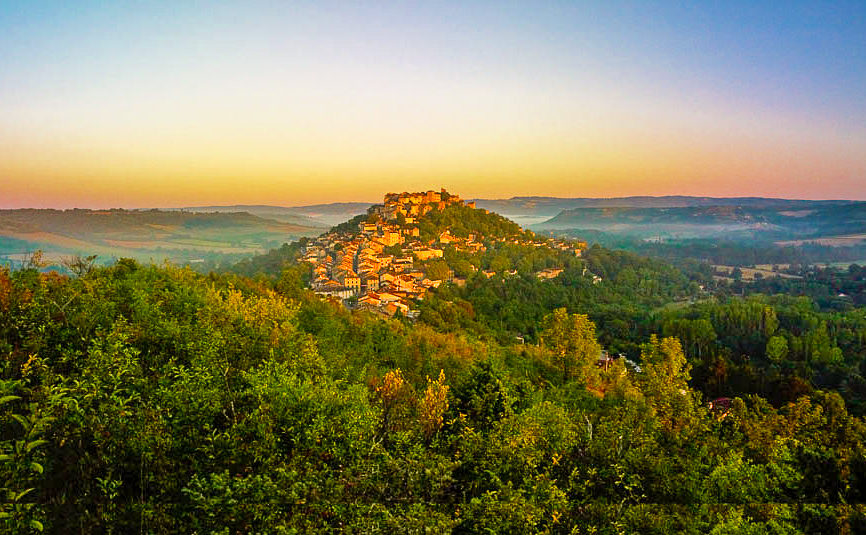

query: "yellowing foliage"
(0, 269), (10, 311)
(202, 284), (299, 346)
(419, 370), (449, 439)
(375, 368), (416, 435)
(376, 368), (408, 407)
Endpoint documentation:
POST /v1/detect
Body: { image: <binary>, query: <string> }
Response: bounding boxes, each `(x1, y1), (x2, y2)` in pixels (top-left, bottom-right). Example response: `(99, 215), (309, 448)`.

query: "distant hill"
(175, 202), (373, 227)
(284, 202), (373, 226)
(167, 205), (327, 228)
(473, 196), (857, 226)
(0, 208), (324, 266)
(531, 201), (866, 242)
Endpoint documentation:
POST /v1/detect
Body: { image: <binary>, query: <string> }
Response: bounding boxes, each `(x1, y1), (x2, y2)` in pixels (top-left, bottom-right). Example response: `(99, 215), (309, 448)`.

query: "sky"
(1, 1), (864, 208)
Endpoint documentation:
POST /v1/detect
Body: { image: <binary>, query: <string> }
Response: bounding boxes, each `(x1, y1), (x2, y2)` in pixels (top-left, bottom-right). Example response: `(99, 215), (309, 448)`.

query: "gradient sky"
(1, 1), (864, 208)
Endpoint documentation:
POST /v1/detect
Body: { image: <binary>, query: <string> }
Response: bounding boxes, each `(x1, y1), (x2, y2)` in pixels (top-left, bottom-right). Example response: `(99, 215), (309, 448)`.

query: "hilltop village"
(302, 189), (587, 317)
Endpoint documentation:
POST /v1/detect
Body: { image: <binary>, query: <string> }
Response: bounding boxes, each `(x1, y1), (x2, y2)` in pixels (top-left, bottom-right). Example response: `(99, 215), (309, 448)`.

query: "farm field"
(712, 264), (802, 281)
(776, 234), (866, 246)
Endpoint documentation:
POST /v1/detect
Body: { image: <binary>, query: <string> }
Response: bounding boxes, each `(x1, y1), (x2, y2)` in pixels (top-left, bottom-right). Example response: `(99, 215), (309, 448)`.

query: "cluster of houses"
(301, 190), (470, 317)
(302, 189), (589, 317)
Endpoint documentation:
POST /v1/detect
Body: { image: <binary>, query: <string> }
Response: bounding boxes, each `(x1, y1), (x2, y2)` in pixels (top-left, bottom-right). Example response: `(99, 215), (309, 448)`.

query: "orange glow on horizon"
(2, 110), (863, 208)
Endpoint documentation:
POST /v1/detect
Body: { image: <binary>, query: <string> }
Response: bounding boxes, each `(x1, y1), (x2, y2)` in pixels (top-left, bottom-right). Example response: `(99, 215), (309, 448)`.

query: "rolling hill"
(174, 202), (372, 227)
(473, 196), (859, 227)
(0, 208), (325, 266)
(531, 201), (866, 242)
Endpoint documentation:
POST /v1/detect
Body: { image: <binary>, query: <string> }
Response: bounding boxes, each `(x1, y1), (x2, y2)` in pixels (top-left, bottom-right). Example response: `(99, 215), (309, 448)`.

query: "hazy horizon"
(3, 192), (866, 212)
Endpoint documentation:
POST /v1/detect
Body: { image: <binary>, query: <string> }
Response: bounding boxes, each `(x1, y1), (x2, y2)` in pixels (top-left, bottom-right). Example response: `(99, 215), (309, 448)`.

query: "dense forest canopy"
(3, 200), (866, 533)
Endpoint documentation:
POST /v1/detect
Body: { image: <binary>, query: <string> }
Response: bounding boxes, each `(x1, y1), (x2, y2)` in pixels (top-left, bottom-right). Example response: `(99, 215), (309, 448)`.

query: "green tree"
(425, 259), (451, 281)
(639, 335), (698, 431)
(0, 381), (54, 533)
(766, 335), (789, 363)
(539, 308), (602, 384)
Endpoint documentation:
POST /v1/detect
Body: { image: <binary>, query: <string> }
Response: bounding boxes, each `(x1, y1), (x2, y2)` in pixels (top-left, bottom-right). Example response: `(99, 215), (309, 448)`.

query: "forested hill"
(4, 199), (866, 532)
(533, 201), (866, 241)
(416, 202), (528, 241)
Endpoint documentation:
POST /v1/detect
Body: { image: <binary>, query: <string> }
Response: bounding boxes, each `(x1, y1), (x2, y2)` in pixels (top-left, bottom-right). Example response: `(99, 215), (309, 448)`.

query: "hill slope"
(176, 202), (372, 227)
(533, 202), (866, 241)
(0, 208), (324, 265)
(475, 195), (855, 216)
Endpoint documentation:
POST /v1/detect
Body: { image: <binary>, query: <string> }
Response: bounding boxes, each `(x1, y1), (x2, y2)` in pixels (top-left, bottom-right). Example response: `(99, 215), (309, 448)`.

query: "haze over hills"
(531, 202), (866, 241)
(167, 196), (864, 230)
(3, 196), (866, 270)
(473, 196), (860, 223)
(0, 208), (324, 267)
(162, 206), (327, 228)
(170, 202), (372, 227)
(179, 195), (864, 229)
